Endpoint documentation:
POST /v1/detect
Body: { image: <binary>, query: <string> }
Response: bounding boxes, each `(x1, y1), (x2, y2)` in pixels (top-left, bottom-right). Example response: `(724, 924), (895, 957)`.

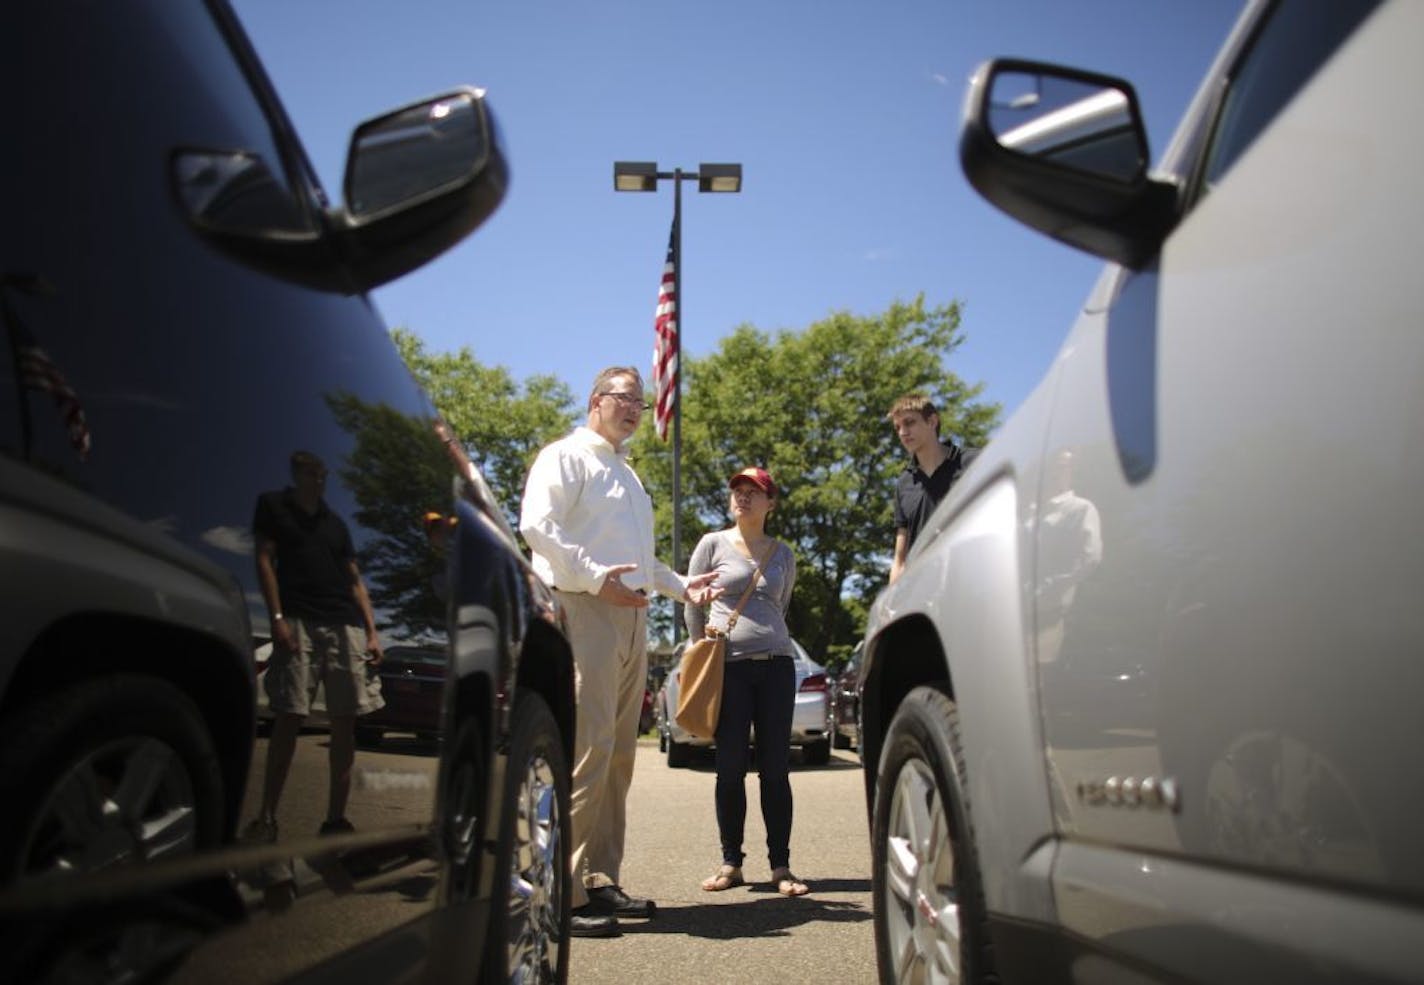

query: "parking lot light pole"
(613, 161), (742, 640)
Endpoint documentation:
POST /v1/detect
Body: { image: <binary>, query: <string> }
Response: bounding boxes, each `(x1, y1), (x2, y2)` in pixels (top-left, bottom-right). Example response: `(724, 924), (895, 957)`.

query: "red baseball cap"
(728, 466), (777, 496)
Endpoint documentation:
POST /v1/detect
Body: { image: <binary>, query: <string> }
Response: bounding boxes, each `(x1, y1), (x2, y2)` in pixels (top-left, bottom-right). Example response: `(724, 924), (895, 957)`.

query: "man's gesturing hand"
(596, 564), (650, 608)
(685, 571), (724, 607)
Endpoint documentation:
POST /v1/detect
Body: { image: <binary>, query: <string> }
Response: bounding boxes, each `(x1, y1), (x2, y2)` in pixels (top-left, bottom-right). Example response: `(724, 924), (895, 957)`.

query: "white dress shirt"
(519, 426), (687, 599)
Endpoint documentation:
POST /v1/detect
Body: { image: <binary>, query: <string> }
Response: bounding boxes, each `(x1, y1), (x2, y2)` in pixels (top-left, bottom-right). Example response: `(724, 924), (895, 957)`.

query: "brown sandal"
(701, 865), (745, 892)
(772, 868), (809, 897)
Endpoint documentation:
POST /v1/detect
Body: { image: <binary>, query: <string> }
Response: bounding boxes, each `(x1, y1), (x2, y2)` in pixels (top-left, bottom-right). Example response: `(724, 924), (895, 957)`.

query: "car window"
(1199, 0), (1381, 195)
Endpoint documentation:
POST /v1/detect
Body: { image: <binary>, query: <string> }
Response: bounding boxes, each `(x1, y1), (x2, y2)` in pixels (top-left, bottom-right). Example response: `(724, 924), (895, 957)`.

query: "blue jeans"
(713, 655), (796, 870)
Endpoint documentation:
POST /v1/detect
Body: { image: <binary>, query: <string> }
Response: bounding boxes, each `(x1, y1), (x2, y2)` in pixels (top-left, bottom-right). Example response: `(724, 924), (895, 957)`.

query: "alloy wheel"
(503, 751), (564, 983)
(20, 736), (198, 878)
(883, 757), (960, 984)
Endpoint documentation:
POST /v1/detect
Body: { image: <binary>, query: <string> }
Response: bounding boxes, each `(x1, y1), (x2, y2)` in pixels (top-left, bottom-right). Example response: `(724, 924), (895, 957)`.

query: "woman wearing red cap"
(686, 466), (809, 897)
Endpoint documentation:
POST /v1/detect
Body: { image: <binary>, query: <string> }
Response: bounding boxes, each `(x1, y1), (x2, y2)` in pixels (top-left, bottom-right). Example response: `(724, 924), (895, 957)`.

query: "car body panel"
(1036, 0), (1424, 899)
(864, 469), (1058, 926)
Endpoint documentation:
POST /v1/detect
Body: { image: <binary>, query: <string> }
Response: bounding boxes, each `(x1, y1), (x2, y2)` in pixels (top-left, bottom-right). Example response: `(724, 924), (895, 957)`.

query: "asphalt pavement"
(568, 737), (878, 985)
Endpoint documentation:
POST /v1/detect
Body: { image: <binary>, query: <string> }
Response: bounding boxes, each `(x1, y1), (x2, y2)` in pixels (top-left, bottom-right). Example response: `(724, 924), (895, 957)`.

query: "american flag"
(652, 220), (677, 441)
(15, 322), (91, 461)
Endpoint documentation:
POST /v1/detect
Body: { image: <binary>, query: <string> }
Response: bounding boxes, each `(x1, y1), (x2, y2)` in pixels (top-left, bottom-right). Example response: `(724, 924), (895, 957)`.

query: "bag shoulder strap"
(723, 538), (779, 634)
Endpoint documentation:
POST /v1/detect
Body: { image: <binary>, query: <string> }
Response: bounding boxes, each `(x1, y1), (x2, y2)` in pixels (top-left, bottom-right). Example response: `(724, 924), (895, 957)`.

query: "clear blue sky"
(233, 0), (1244, 427)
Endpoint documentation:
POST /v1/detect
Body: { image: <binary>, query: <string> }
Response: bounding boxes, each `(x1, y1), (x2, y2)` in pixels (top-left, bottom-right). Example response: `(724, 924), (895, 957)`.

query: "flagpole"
(671, 170), (684, 643)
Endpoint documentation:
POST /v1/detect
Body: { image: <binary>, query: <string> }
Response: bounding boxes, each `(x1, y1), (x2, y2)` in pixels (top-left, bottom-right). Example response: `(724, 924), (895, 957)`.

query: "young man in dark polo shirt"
(888, 394), (979, 583)
(246, 450), (383, 842)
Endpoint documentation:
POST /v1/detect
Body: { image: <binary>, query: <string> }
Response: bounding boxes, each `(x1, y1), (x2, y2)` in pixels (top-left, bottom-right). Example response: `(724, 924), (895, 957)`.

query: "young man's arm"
(256, 536), (296, 651)
(889, 528), (909, 584)
(348, 558), (383, 665)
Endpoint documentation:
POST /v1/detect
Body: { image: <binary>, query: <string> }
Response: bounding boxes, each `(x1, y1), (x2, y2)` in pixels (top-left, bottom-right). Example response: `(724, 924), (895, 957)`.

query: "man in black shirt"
(889, 395), (978, 583)
(246, 450), (383, 842)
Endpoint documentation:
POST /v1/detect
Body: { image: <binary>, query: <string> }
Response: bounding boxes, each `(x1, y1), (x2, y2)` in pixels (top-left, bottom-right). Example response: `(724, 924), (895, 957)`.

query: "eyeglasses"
(600, 391), (651, 411)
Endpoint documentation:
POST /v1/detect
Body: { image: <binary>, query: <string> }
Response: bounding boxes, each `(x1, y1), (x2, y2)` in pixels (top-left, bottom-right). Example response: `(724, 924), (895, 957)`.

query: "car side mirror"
(174, 87), (507, 294)
(960, 58), (1178, 268)
(333, 87), (507, 290)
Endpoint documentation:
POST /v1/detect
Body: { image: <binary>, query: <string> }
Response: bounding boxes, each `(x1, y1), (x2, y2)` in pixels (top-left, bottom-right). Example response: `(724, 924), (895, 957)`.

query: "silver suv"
(859, 2), (1423, 982)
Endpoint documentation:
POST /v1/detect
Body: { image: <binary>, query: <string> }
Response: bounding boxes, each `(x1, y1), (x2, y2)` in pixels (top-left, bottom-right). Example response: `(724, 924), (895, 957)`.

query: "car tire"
(437, 718), (485, 905)
(666, 735), (693, 768)
(802, 739), (831, 766)
(872, 687), (996, 985)
(0, 674), (225, 883)
(484, 689), (570, 985)
(833, 726), (852, 750)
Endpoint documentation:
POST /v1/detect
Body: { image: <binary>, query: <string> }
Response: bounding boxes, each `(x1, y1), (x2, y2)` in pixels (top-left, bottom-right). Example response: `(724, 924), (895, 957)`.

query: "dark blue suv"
(0, 3), (575, 983)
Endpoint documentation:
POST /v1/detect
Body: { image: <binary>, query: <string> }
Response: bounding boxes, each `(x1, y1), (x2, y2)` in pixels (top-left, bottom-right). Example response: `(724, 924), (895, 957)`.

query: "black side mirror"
(174, 87), (507, 293)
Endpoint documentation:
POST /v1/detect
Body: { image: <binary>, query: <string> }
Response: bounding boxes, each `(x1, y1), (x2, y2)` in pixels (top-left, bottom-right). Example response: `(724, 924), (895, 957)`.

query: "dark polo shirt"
(253, 488), (361, 624)
(893, 441), (978, 551)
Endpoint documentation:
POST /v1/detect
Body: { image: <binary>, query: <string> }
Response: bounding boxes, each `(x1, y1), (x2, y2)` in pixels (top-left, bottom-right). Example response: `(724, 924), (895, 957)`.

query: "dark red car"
(832, 642), (862, 751)
(356, 645), (448, 747)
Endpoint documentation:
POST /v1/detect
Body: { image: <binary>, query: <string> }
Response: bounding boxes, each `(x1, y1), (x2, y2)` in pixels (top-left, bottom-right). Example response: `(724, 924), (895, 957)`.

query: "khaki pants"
(557, 590), (648, 908)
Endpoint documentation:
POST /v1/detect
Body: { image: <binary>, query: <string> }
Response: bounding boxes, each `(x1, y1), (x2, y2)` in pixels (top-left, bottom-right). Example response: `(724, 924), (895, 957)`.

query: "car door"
(1035, 0), (1423, 935)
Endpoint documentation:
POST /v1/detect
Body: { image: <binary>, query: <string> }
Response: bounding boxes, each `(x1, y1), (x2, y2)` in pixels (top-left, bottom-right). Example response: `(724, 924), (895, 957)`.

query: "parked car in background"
(659, 639), (833, 767)
(859, 3), (1424, 983)
(356, 644), (448, 748)
(0, 3), (574, 983)
(832, 642), (862, 751)
(639, 683), (655, 735)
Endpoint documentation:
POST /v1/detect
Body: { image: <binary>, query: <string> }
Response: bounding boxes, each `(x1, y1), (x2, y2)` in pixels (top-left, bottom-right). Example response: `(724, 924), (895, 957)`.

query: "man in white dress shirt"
(520, 365), (721, 938)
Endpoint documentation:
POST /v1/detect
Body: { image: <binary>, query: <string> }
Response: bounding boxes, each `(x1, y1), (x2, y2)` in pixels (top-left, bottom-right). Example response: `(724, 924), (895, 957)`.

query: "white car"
(658, 639), (833, 767)
(860, 3), (1424, 983)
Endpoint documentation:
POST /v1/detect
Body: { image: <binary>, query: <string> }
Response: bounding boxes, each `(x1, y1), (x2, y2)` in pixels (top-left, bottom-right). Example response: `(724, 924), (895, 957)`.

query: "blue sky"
(233, 0), (1244, 428)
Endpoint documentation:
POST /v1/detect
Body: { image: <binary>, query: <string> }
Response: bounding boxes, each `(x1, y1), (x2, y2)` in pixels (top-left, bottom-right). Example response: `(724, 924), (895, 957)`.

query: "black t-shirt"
(252, 488), (361, 624)
(893, 442), (978, 551)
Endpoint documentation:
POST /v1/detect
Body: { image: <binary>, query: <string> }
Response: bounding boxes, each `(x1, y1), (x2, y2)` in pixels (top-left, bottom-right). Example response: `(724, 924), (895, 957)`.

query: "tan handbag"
(675, 540), (778, 740)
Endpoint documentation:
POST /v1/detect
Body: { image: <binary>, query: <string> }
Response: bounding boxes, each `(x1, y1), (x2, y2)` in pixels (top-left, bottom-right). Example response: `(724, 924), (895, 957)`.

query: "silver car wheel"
(883, 757), (960, 985)
(505, 751), (563, 983)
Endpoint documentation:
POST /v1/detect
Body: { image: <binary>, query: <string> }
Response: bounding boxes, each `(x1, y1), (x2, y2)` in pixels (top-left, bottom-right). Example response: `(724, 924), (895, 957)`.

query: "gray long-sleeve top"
(684, 530), (796, 661)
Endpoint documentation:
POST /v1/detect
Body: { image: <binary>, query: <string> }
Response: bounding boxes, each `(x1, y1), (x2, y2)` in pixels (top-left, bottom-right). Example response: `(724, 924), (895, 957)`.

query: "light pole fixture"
(613, 160), (743, 640)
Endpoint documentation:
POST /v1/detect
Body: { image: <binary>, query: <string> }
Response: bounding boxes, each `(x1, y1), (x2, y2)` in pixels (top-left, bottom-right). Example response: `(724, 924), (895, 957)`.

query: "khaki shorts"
(264, 617), (384, 717)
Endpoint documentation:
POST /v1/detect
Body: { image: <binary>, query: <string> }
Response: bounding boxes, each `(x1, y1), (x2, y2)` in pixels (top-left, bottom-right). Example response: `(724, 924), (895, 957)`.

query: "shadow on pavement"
(620, 896), (871, 939)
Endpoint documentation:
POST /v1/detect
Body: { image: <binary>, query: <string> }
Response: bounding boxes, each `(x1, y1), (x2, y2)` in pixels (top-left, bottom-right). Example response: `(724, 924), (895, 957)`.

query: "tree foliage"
(318, 333), (577, 640)
(393, 328), (578, 526)
(631, 295), (999, 661)
(325, 392), (450, 641)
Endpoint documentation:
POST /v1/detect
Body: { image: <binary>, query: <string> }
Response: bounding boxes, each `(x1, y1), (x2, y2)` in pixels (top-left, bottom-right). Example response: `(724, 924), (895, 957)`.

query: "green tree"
(392, 328), (578, 526)
(632, 295), (998, 660)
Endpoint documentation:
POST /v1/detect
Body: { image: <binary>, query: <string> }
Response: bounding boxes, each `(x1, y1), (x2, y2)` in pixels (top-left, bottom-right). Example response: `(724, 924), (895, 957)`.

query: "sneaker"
(242, 816), (278, 844)
(318, 817), (355, 836)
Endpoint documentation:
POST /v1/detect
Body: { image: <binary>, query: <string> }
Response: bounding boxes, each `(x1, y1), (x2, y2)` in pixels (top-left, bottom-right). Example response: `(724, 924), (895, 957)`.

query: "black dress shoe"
(587, 884), (656, 918)
(569, 906), (621, 938)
